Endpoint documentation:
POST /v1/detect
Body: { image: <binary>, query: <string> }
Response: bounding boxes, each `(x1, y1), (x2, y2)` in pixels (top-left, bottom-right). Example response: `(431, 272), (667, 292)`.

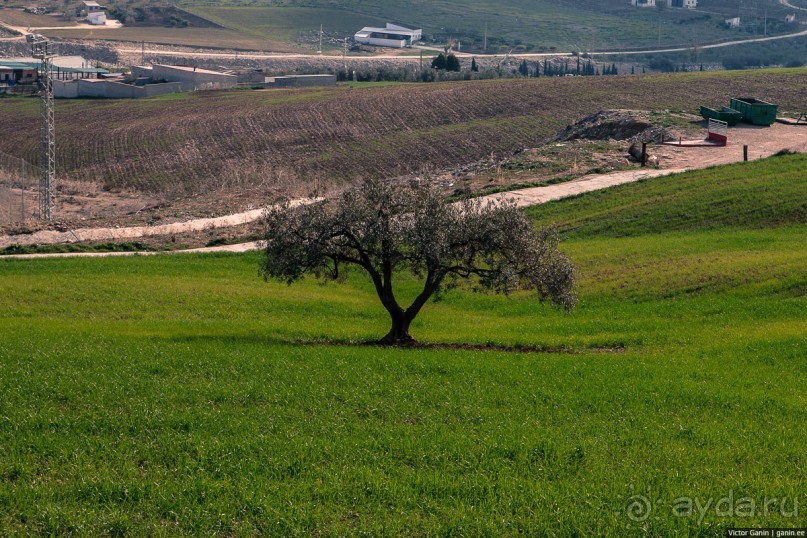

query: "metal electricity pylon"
(27, 33), (56, 221)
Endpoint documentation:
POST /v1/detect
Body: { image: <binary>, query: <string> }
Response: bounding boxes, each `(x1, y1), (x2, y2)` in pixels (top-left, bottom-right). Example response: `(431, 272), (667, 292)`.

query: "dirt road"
(780, 0), (807, 12)
(0, 199), (316, 249)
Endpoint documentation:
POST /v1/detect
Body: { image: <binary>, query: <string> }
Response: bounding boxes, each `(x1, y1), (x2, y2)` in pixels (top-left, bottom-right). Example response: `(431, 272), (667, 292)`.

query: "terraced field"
(0, 69), (804, 203)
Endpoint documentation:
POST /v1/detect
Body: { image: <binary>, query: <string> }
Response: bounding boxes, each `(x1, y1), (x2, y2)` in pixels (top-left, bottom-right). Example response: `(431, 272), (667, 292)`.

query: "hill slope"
(0, 69), (804, 204)
(0, 154), (805, 535)
(528, 153), (807, 237)
(185, 0), (795, 52)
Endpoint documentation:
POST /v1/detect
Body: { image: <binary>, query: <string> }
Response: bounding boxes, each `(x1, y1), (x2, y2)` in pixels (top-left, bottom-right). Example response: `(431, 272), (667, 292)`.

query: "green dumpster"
(729, 97), (778, 126)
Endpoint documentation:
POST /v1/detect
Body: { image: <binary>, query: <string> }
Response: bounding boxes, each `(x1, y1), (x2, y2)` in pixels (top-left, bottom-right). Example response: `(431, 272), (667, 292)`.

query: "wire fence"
(0, 150), (39, 226)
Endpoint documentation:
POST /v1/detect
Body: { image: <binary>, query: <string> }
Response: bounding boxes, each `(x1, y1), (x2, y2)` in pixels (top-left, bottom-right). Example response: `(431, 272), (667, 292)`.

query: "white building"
(725, 17), (741, 28)
(82, 1), (107, 25)
(631, 0), (656, 7)
(354, 23), (422, 48)
(785, 13), (796, 23)
(667, 0), (697, 8)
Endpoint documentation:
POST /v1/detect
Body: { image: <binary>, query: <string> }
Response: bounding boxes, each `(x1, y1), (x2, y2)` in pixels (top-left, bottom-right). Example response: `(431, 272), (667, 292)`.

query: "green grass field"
(1, 155), (805, 534)
(41, 26), (300, 52)
(182, 6), (388, 47)
(182, 0), (792, 52)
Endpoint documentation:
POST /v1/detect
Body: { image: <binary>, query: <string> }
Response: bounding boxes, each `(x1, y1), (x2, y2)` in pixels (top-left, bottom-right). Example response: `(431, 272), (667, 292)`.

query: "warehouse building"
(354, 23), (422, 48)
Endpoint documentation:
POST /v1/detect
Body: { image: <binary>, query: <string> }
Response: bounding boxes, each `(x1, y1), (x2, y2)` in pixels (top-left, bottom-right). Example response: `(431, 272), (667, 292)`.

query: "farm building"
(130, 64), (238, 91)
(785, 13), (796, 23)
(0, 57), (107, 91)
(725, 16), (741, 28)
(631, 0), (656, 7)
(235, 70), (337, 88)
(82, 1), (107, 25)
(53, 78), (183, 99)
(354, 23), (422, 48)
(667, 0), (697, 8)
(0, 65), (37, 86)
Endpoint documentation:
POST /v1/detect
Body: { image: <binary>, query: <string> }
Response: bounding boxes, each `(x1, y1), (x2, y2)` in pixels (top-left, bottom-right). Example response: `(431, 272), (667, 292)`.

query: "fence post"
(640, 143), (647, 167)
(743, 145), (748, 161)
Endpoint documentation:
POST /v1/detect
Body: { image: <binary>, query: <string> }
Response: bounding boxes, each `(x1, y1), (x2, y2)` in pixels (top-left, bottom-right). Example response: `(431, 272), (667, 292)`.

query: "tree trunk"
(379, 313), (415, 345)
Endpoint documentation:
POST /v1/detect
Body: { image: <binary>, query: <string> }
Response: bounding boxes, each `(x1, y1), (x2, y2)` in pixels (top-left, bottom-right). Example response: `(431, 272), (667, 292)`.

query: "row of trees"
(428, 54), (626, 77)
(519, 58), (622, 77)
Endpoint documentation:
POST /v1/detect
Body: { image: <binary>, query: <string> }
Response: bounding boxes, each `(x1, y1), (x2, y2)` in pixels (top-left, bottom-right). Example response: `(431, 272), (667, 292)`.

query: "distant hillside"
(184, 0), (796, 52)
(0, 69), (803, 199)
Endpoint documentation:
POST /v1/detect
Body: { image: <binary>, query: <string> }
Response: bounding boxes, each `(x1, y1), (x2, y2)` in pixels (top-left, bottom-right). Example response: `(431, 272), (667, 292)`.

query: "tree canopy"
(431, 52), (461, 71)
(260, 180), (576, 345)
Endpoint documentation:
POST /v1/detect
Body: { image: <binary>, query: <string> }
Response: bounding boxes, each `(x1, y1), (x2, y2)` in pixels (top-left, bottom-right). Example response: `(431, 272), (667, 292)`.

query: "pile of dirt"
(554, 110), (672, 143)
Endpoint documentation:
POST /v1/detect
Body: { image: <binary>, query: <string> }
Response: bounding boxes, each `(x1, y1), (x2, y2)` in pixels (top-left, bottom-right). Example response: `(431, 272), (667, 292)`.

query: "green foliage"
(431, 52), (460, 71)
(0, 241), (154, 256)
(261, 179), (575, 343)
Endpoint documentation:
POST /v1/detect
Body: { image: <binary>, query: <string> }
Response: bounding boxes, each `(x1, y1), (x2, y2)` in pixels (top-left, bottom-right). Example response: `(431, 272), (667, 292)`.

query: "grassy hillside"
(11, 0), (797, 51)
(182, 0), (794, 52)
(0, 69), (803, 200)
(528, 153), (807, 237)
(1, 155), (805, 534)
(42, 26), (300, 52)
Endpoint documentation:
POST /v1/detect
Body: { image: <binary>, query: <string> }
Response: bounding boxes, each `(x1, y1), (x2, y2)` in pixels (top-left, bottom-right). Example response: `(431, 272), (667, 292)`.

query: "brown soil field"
(0, 9), (77, 28)
(0, 69), (804, 224)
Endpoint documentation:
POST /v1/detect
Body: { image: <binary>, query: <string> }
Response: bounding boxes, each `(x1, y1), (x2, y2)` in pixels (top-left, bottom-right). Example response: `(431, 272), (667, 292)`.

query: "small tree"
(431, 52), (460, 72)
(445, 53), (461, 71)
(261, 180), (576, 345)
(431, 53), (447, 70)
(471, 57), (479, 72)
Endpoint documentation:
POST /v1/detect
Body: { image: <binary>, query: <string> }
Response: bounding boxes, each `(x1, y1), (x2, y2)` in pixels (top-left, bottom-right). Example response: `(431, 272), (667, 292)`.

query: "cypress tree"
(431, 53), (447, 70)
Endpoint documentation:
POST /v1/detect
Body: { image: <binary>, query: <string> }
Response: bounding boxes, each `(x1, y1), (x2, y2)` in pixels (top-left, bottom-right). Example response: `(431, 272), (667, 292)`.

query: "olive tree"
(260, 179), (575, 345)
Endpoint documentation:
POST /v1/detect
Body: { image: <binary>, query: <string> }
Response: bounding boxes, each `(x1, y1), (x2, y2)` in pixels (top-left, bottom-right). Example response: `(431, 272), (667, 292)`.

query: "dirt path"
(1, 123), (804, 258)
(0, 199), (316, 249)
(487, 168), (688, 208)
(780, 0), (807, 12)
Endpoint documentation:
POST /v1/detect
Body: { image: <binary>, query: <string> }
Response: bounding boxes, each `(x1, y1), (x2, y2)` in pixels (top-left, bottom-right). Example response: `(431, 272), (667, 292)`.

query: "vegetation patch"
(0, 241), (156, 255)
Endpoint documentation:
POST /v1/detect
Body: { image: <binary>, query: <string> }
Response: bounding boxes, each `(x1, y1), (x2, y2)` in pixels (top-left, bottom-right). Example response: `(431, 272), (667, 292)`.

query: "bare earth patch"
(1, 120), (803, 255)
